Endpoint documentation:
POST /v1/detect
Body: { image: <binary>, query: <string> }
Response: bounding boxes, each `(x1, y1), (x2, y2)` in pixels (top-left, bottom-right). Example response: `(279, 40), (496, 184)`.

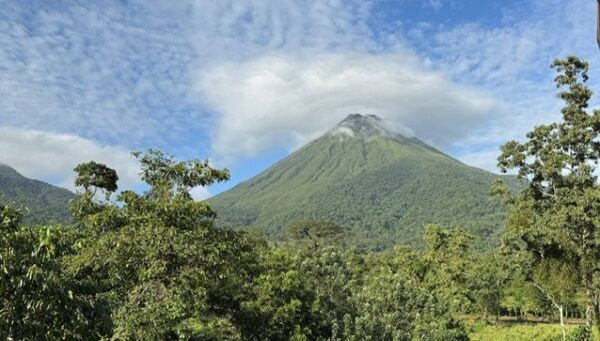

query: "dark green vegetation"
(210, 114), (520, 250)
(0, 151), (470, 340)
(2, 57), (600, 340)
(0, 164), (73, 224)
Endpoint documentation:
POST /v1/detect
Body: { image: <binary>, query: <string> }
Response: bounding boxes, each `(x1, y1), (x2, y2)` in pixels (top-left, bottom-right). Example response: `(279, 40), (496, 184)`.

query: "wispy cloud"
(0, 1), (202, 149)
(423, 0), (600, 172)
(188, 0), (375, 60)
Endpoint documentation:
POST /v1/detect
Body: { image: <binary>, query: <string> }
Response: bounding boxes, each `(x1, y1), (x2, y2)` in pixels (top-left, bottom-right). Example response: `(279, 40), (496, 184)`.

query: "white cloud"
(191, 0), (600, 171)
(456, 149), (503, 174)
(0, 127), (140, 192)
(196, 52), (497, 162)
(190, 186), (212, 201)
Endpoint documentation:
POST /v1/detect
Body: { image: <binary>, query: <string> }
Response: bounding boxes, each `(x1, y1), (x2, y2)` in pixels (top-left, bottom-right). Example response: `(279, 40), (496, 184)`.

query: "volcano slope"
(209, 114), (519, 250)
(0, 164), (73, 224)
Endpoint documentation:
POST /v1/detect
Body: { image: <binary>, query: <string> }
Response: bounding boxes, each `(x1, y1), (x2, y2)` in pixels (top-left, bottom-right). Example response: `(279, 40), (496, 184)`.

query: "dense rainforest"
(2, 57), (600, 340)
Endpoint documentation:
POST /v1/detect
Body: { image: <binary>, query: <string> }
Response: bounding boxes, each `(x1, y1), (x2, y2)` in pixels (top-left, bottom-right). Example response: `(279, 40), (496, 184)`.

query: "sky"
(0, 0), (599, 199)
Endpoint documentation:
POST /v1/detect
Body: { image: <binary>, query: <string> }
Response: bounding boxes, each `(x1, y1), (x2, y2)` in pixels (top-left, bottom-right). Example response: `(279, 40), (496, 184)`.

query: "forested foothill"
(2, 57), (600, 340)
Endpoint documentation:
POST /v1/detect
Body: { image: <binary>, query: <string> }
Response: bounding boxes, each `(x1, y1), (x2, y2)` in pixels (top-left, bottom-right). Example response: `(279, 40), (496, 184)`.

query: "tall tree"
(288, 220), (347, 251)
(73, 161), (118, 200)
(69, 161), (119, 224)
(496, 56), (600, 328)
(532, 258), (579, 340)
(66, 150), (259, 339)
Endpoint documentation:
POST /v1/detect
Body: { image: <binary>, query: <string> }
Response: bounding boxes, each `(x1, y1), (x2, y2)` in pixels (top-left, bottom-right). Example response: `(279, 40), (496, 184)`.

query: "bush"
(567, 327), (592, 341)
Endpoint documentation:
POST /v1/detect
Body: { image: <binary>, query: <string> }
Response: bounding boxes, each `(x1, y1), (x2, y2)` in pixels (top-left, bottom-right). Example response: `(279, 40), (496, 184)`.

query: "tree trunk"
(586, 278), (594, 327)
(559, 305), (566, 341)
(595, 292), (600, 335)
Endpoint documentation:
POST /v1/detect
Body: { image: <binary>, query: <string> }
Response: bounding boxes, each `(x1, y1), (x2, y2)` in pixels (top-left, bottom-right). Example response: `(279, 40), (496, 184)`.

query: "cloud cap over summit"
(330, 114), (414, 141)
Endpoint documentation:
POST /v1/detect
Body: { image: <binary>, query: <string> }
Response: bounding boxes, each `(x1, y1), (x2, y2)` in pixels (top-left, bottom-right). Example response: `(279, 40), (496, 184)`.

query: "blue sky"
(0, 0), (598, 198)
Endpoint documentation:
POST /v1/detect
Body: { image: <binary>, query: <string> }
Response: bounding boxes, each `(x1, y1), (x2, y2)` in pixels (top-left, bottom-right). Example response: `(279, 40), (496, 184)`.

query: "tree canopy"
(496, 56), (600, 336)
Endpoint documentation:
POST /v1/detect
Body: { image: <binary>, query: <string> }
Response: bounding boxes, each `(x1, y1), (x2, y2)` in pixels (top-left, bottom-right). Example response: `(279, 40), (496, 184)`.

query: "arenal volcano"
(209, 114), (518, 250)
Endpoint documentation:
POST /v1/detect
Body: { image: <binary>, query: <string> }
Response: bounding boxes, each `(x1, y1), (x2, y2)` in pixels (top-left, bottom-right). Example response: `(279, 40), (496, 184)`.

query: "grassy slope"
(211, 134), (520, 250)
(468, 322), (597, 341)
(0, 164), (73, 224)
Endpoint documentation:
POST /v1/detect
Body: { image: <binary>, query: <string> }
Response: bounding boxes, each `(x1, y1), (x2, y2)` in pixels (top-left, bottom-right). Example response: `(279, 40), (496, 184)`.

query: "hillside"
(0, 164), (73, 224)
(209, 114), (520, 250)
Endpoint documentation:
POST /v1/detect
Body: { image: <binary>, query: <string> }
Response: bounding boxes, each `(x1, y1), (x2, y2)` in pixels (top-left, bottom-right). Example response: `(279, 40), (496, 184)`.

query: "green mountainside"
(210, 114), (520, 250)
(0, 164), (73, 224)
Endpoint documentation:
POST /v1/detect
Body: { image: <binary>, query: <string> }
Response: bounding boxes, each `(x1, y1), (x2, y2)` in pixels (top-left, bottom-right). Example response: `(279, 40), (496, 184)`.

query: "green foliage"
(240, 249), (316, 340)
(70, 162), (120, 221)
(297, 247), (365, 339)
(66, 150), (248, 339)
(210, 114), (521, 251)
(533, 258), (580, 310)
(567, 326), (592, 341)
(10, 57), (600, 339)
(0, 205), (99, 340)
(470, 253), (509, 319)
(0, 164), (73, 224)
(288, 219), (347, 250)
(238, 247), (363, 340)
(73, 161), (118, 198)
(132, 149), (229, 200)
(341, 264), (468, 340)
(501, 277), (552, 318)
(0, 149), (543, 339)
(422, 224), (476, 311)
